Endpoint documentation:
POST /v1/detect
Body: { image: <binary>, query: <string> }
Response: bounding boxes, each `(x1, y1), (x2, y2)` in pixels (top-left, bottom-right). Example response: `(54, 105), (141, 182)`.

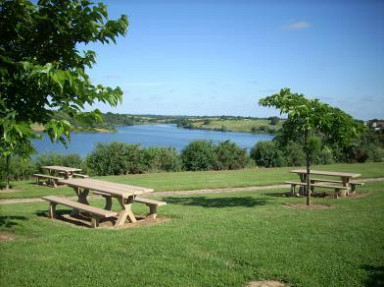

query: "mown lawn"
(1, 181), (384, 286)
(1, 162), (383, 200)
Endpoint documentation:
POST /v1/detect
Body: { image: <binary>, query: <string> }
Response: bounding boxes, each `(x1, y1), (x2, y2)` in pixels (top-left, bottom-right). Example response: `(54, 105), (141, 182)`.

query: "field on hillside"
(189, 117), (283, 133)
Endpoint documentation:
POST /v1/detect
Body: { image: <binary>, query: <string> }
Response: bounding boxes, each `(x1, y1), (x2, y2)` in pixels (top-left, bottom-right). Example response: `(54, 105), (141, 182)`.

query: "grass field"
(1, 179), (383, 286)
(190, 118), (283, 133)
(1, 162), (383, 200)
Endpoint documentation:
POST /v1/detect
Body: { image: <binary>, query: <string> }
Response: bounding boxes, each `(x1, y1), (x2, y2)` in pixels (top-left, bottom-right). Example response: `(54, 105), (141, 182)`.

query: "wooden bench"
(310, 178), (365, 192)
(92, 191), (166, 219)
(73, 173), (90, 178)
(42, 195), (118, 228)
(33, 174), (61, 188)
(134, 197), (167, 219)
(285, 181), (348, 198)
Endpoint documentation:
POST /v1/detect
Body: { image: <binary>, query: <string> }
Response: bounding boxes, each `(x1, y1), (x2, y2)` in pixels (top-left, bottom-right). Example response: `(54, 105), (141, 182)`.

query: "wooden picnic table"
(58, 178), (154, 226)
(42, 165), (82, 179)
(290, 169), (361, 195)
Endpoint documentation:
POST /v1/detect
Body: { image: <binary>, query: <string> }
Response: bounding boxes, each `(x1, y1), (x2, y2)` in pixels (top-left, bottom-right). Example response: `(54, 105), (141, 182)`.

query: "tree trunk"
(5, 155), (10, 190)
(305, 130), (311, 206)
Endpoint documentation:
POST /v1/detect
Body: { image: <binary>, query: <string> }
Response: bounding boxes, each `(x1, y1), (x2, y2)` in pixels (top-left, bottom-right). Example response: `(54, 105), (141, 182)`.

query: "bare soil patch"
(283, 203), (333, 210)
(0, 232), (18, 242)
(248, 280), (287, 287)
(44, 213), (170, 229)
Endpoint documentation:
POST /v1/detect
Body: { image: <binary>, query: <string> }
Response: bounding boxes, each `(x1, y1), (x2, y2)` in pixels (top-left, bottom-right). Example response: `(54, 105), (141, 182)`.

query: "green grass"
(1, 182), (383, 286)
(190, 118), (283, 133)
(1, 162), (383, 200)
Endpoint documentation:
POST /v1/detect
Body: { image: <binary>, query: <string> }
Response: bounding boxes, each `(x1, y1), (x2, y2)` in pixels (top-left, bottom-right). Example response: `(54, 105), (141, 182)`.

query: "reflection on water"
(33, 124), (274, 157)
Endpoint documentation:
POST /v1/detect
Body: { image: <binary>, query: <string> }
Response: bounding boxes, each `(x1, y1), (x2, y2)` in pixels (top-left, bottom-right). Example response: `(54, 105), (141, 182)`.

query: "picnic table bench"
(309, 178), (364, 192)
(285, 181), (348, 198)
(33, 174), (61, 188)
(42, 165), (82, 179)
(52, 178), (156, 227)
(42, 195), (118, 228)
(289, 169), (362, 197)
(132, 197), (167, 219)
(92, 191), (166, 219)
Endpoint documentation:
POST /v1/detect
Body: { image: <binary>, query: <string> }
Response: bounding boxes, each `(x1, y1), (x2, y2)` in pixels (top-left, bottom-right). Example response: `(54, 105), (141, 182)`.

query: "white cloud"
(283, 21), (311, 30)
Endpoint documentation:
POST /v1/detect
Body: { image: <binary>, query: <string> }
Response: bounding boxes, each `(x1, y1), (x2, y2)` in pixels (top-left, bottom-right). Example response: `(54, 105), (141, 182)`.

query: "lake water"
(33, 124), (274, 157)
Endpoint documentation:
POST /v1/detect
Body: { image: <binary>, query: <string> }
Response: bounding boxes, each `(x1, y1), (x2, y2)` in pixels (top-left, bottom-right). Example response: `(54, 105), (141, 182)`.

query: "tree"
(0, 0), (128, 187)
(259, 88), (363, 205)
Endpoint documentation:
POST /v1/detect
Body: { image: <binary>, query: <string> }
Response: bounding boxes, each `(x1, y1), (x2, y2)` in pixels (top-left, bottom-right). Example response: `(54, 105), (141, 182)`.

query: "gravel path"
(1, 178), (383, 205)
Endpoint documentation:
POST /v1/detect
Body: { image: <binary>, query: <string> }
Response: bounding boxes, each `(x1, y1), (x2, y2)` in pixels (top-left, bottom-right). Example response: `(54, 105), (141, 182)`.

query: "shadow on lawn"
(163, 196), (267, 208)
(0, 216), (28, 228)
(361, 265), (384, 287)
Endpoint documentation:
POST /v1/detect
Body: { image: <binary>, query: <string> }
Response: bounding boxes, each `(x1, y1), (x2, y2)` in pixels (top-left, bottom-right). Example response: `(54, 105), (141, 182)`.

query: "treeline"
(1, 128), (382, 184)
(0, 140), (249, 182)
(252, 129), (384, 167)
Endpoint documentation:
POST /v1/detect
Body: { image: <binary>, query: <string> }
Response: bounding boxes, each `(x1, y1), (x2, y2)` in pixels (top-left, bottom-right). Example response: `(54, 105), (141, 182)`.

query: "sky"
(84, 0), (384, 120)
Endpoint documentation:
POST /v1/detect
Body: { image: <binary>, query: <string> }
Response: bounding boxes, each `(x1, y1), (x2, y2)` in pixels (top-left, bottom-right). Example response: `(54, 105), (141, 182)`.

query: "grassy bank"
(1, 181), (383, 286)
(1, 162), (383, 200)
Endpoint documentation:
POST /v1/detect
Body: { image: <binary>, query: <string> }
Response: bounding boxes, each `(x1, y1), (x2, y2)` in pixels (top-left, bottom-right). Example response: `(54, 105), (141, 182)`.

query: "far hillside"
(31, 112), (284, 134)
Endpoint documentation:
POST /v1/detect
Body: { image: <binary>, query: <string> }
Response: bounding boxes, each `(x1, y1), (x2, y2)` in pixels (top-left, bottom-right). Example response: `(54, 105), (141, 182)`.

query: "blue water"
(33, 124), (274, 157)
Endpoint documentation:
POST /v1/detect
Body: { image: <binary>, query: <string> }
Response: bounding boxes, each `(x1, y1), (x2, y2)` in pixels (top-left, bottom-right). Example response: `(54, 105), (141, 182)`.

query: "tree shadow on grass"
(0, 216), (28, 228)
(163, 196), (267, 208)
(361, 265), (384, 287)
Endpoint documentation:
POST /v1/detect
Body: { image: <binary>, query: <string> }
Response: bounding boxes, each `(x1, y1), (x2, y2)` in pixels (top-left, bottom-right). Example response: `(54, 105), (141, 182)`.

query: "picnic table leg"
(48, 202), (57, 218)
(299, 174), (307, 196)
(115, 196), (136, 226)
(340, 178), (349, 197)
(72, 187), (90, 216)
(104, 196), (112, 210)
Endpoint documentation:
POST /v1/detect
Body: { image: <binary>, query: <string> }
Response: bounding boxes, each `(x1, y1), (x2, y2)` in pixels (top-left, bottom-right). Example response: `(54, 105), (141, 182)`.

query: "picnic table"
(42, 165), (83, 179)
(289, 169), (362, 196)
(57, 178), (154, 226)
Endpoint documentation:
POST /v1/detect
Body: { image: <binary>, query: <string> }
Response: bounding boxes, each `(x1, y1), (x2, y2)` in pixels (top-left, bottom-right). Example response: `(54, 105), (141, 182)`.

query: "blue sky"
(85, 0), (384, 120)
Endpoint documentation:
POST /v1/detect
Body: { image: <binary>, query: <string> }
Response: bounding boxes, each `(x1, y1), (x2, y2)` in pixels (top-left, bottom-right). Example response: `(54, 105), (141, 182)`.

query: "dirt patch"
(346, 192), (371, 199)
(248, 280), (287, 287)
(283, 203), (333, 210)
(0, 232), (18, 242)
(0, 187), (22, 193)
(46, 213), (170, 229)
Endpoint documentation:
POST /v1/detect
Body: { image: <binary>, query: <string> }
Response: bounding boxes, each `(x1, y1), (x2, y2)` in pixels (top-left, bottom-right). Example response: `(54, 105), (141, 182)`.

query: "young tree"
(259, 88), (363, 205)
(0, 0), (128, 187)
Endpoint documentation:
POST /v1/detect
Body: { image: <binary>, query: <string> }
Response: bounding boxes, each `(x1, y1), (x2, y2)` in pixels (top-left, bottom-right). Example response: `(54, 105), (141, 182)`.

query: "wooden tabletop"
(42, 166), (82, 172)
(290, 169), (361, 178)
(59, 178), (154, 198)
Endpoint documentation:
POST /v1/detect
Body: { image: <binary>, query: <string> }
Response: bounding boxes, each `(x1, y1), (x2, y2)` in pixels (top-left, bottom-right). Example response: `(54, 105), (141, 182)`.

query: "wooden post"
(148, 205), (158, 219)
(49, 203), (57, 218)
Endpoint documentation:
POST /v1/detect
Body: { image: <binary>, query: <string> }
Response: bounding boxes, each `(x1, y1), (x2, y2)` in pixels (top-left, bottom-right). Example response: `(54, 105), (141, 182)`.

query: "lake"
(33, 124), (274, 157)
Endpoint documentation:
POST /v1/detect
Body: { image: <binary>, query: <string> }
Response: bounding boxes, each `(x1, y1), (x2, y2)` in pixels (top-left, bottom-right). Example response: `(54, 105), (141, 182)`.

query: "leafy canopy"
(0, 0), (128, 152)
(259, 88), (362, 148)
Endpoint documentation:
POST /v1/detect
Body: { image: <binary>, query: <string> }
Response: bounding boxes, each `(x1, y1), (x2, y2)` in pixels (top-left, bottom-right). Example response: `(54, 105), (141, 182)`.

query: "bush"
(181, 140), (218, 171)
(86, 142), (131, 176)
(0, 156), (36, 182)
(215, 140), (248, 170)
(142, 147), (182, 173)
(281, 141), (306, 166)
(250, 141), (286, 167)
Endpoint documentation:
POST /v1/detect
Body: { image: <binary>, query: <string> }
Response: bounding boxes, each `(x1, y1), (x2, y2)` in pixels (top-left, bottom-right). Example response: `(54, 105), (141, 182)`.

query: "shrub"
(86, 142), (131, 176)
(281, 141), (306, 167)
(181, 140), (218, 171)
(0, 156), (36, 182)
(215, 140), (248, 170)
(142, 147), (182, 173)
(250, 141), (286, 167)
